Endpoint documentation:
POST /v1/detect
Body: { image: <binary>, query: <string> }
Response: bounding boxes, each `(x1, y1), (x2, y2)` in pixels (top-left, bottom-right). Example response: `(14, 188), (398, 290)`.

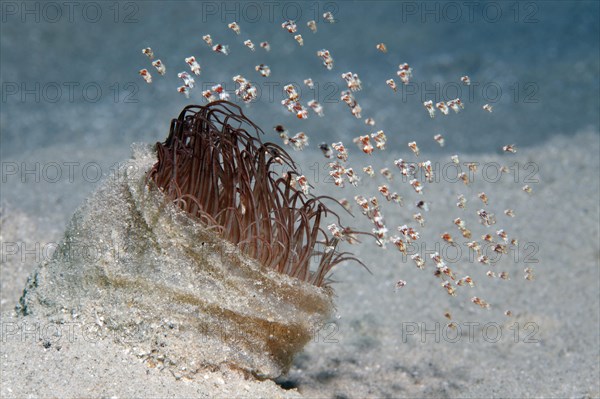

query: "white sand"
(1, 130), (598, 397)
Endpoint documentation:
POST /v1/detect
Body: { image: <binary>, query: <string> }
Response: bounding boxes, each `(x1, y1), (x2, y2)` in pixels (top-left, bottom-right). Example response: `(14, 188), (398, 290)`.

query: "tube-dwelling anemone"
(148, 100), (362, 287)
(17, 100), (370, 379)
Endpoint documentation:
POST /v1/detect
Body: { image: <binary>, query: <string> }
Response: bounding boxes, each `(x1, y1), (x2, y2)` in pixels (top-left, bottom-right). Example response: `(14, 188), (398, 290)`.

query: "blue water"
(1, 0), (598, 157)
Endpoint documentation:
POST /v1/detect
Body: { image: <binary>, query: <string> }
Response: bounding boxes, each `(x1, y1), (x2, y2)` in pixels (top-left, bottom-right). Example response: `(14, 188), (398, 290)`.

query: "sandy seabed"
(1, 131), (599, 398)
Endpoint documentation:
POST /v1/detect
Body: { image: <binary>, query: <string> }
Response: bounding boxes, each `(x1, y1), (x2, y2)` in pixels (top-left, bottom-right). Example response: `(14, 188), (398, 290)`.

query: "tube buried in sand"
(18, 102), (341, 379)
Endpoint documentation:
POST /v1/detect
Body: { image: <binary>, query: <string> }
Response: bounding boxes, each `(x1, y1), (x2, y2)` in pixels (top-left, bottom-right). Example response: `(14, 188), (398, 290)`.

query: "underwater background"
(1, 1), (599, 397)
(2, 0), (599, 156)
